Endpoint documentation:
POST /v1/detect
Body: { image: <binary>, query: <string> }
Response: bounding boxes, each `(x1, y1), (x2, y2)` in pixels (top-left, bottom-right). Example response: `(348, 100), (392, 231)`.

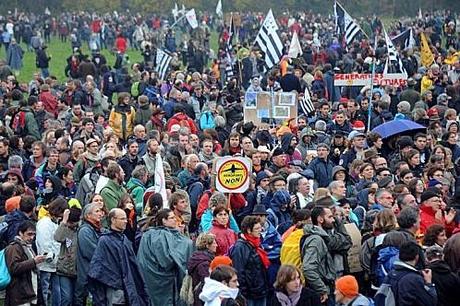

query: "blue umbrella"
(371, 119), (426, 139)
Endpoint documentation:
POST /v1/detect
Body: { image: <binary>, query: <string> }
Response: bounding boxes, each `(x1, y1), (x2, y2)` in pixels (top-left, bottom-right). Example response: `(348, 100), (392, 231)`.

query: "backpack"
(280, 229), (307, 276)
(369, 236), (399, 289)
(200, 111), (216, 130)
(11, 111), (27, 137)
(131, 81), (140, 98)
(0, 248), (11, 290)
(374, 270), (409, 306)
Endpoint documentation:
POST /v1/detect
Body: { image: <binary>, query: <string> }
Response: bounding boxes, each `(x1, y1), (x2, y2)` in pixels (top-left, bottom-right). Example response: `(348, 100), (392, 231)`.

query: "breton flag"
(391, 28), (415, 49)
(334, 1), (363, 45)
(383, 29), (407, 76)
(186, 9), (199, 29)
(255, 9), (283, 69)
(299, 87), (315, 116)
(172, 3), (179, 20)
(288, 31), (303, 59)
(225, 14), (235, 82)
(216, 0), (223, 18)
(156, 49), (173, 80)
(420, 32), (434, 68)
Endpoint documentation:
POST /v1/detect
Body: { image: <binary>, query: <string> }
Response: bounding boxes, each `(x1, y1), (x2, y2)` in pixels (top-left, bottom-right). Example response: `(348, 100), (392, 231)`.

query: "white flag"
(186, 9), (198, 29)
(216, 0), (223, 18)
(172, 3), (179, 20)
(288, 31), (302, 58)
(418, 8), (423, 19)
(153, 153), (168, 207)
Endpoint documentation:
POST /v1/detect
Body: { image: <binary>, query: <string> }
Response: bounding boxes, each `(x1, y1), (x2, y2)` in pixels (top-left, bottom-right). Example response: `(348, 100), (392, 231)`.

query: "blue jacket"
(88, 230), (149, 306)
(339, 148), (358, 170)
(3, 210), (30, 243)
(200, 209), (240, 233)
(307, 157), (334, 188)
(261, 221), (282, 260)
(267, 190), (293, 235)
(186, 176), (210, 209)
(376, 261), (437, 306)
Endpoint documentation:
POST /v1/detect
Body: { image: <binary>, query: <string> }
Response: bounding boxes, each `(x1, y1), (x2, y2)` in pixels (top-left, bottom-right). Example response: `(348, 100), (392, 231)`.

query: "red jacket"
(209, 221), (238, 256)
(166, 113), (198, 135)
(420, 204), (456, 236)
(39, 91), (58, 117)
(197, 190), (246, 220)
(115, 37), (127, 54)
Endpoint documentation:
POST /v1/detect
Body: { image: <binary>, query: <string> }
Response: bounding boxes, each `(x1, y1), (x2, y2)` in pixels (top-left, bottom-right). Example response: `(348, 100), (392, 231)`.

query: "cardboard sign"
(344, 223), (363, 273)
(243, 91), (298, 129)
(334, 73), (408, 87)
(215, 157), (251, 193)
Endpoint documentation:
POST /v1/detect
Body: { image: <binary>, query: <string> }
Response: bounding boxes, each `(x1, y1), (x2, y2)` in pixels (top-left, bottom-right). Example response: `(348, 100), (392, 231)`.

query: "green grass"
(0, 30), (222, 85)
(0, 37), (144, 84)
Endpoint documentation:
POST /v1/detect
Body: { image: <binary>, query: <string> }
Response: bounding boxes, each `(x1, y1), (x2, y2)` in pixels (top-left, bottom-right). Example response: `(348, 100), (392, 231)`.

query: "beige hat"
(257, 145), (271, 154)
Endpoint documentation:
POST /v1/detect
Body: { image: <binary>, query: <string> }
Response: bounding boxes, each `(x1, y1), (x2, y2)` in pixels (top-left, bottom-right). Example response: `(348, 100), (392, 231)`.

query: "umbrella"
(371, 119), (426, 139)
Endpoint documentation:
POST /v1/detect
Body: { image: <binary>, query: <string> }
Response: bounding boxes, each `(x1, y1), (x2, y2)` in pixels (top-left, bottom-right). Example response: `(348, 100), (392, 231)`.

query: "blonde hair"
(313, 188), (331, 202)
(195, 233), (216, 251)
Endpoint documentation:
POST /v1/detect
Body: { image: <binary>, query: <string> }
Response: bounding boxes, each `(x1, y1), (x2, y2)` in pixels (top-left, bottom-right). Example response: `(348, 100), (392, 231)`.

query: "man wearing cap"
(267, 147), (287, 175)
(419, 189), (456, 236)
(339, 131), (366, 169)
(307, 143), (334, 188)
(334, 275), (372, 306)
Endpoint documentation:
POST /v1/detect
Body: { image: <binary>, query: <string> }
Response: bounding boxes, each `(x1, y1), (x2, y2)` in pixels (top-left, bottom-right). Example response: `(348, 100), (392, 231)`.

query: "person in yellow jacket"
(421, 64), (440, 95)
(109, 92), (136, 142)
(280, 209), (312, 281)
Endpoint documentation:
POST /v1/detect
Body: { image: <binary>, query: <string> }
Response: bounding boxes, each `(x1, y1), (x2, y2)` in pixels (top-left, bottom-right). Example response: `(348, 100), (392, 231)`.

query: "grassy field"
(0, 29), (220, 85)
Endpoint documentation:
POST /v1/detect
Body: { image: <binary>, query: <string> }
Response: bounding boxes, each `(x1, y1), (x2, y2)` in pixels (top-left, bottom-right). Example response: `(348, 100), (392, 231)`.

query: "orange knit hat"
(209, 256), (233, 271)
(335, 275), (359, 298)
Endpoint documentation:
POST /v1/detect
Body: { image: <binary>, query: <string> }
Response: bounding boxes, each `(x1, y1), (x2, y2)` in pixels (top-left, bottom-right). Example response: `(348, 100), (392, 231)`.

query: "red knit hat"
(209, 256), (233, 271)
(335, 275), (359, 298)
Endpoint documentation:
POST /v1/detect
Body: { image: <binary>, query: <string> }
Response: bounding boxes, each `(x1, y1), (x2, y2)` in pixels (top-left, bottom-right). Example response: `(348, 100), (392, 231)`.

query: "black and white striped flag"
(255, 9), (283, 69)
(299, 87), (315, 116)
(225, 14), (235, 82)
(383, 29), (407, 76)
(156, 48), (172, 80)
(391, 28), (415, 49)
(334, 1), (363, 45)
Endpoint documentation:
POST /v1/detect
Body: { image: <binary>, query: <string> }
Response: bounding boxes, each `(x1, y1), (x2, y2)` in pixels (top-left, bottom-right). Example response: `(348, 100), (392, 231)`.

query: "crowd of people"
(0, 6), (459, 306)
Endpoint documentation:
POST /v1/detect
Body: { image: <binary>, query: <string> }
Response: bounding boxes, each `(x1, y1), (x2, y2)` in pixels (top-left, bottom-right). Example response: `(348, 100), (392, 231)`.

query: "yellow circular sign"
(217, 159), (249, 191)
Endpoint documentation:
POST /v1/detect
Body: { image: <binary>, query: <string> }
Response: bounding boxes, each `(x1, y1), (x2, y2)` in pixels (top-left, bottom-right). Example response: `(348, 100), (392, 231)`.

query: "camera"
(44, 252), (54, 263)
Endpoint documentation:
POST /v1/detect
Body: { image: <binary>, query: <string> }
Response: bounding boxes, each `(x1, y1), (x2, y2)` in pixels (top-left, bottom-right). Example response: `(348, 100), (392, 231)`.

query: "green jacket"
(22, 107), (41, 140)
(301, 224), (336, 295)
(100, 179), (126, 211)
(126, 177), (146, 215)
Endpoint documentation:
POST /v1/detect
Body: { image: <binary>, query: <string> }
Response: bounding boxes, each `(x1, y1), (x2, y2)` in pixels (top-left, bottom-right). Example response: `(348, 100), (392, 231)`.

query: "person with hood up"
(296, 127), (317, 160)
(199, 265), (240, 306)
(137, 208), (194, 306)
(37, 174), (63, 212)
(280, 132), (302, 164)
(267, 190), (293, 235)
(187, 233), (217, 306)
(334, 275), (373, 306)
(108, 92), (136, 141)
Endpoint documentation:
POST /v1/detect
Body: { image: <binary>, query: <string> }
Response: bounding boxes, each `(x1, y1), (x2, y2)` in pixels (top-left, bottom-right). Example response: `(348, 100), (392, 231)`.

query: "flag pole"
(171, 14), (187, 28)
(368, 35), (378, 132)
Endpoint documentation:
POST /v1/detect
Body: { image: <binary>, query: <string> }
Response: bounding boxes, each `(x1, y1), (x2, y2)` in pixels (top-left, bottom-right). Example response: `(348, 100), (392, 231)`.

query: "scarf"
(275, 290), (302, 306)
(242, 234), (270, 269)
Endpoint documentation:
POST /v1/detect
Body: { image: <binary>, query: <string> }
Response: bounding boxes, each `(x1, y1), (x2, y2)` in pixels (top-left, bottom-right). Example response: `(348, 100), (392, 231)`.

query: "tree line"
(0, 0), (459, 18)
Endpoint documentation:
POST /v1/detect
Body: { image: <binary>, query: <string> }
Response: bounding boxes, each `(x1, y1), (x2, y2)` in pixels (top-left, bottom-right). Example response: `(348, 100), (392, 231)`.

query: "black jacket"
(36, 48), (50, 68)
(230, 238), (269, 300)
(428, 260), (460, 306)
